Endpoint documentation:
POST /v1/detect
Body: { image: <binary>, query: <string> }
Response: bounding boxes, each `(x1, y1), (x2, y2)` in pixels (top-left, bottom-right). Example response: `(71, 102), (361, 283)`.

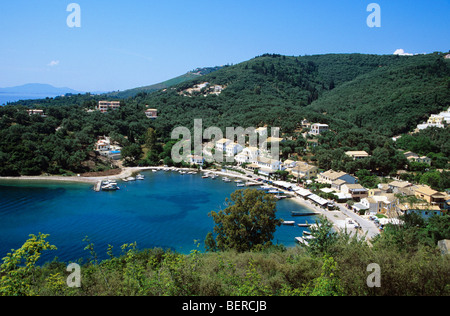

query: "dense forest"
(1, 52), (449, 185)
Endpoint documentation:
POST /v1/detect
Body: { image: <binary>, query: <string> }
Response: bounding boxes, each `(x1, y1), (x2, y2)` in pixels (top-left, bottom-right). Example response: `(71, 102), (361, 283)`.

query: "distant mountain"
(105, 66), (224, 99)
(0, 83), (82, 96)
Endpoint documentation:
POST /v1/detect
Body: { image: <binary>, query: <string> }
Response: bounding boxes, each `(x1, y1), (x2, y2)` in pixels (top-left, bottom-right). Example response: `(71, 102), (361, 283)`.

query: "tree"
(208, 189), (281, 252)
(121, 143), (143, 165)
(306, 217), (338, 256)
(145, 128), (157, 152)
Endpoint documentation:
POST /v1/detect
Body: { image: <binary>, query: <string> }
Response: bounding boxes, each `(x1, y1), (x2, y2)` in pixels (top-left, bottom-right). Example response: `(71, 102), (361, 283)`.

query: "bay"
(0, 171), (317, 263)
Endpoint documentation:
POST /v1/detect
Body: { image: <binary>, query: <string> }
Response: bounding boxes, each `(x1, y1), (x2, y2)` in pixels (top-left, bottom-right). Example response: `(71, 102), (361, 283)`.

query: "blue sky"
(0, 0), (449, 92)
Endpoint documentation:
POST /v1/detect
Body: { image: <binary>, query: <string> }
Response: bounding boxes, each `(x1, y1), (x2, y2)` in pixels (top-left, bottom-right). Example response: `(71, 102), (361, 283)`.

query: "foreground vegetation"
(1, 213), (449, 296)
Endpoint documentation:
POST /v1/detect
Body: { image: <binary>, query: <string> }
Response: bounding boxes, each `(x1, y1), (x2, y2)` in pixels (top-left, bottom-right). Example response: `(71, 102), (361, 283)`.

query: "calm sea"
(0, 94), (61, 105)
(0, 171), (316, 263)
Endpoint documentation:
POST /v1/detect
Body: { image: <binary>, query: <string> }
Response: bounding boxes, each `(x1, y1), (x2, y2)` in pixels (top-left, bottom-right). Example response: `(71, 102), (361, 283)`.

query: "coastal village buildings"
(288, 162), (318, 180)
(98, 101), (121, 113)
(360, 194), (398, 216)
(215, 138), (233, 152)
(414, 185), (448, 209)
(403, 151), (432, 165)
(186, 155), (205, 166)
(341, 184), (369, 201)
(235, 147), (260, 165)
(317, 170), (357, 186)
(226, 142), (244, 157)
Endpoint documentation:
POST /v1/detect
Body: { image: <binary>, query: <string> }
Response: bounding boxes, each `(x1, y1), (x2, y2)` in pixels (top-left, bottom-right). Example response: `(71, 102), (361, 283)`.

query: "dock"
(94, 181), (102, 192)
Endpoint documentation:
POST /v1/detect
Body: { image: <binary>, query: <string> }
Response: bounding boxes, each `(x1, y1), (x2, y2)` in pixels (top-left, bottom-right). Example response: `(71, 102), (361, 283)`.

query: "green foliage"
(208, 189), (281, 252)
(305, 217), (338, 257)
(301, 256), (344, 296)
(0, 233), (56, 296)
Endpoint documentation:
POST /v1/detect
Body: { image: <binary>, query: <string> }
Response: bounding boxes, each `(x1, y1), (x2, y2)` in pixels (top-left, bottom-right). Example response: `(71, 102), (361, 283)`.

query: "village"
(89, 100), (449, 238)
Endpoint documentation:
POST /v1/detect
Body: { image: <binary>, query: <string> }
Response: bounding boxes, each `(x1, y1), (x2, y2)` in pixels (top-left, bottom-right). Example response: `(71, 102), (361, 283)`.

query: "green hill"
(130, 53), (449, 137)
(105, 66), (224, 99)
(307, 54), (450, 136)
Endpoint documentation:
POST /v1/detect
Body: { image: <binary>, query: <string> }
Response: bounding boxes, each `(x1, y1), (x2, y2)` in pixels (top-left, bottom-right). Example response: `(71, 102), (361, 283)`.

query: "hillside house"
(345, 151), (370, 160)
(145, 108), (158, 119)
(404, 151), (431, 165)
(27, 109), (46, 117)
(98, 101), (120, 113)
(309, 123), (329, 136)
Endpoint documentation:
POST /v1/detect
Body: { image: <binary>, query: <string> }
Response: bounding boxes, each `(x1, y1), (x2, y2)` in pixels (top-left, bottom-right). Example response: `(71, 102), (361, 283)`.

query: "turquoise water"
(0, 171), (316, 263)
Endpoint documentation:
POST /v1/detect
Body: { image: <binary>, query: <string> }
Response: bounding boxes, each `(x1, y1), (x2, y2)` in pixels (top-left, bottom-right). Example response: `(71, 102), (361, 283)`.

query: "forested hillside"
(1, 52), (449, 177)
(129, 52), (449, 136)
(307, 54), (450, 136)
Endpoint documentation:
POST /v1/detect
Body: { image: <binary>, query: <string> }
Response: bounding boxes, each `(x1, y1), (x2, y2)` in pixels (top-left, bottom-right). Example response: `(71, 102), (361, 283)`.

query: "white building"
(225, 142), (244, 157)
(215, 138), (233, 152)
(235, 147), (260, 165)
(186, 155), (205, 166)
(96, 138), (111, 152)
(309, 123), (329, 136)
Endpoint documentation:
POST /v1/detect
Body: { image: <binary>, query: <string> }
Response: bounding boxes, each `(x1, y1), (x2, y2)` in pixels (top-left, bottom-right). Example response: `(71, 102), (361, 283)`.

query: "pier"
(94, 181), (102, 192)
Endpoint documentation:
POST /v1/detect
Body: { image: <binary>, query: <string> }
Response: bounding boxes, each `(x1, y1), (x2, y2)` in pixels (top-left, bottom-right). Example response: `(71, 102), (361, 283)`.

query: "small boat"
(303, 231), (312, 236)
(122, 178), (128, 182)
(101, 183), (120, 191)
(291, 211), (318, 217)
(237, 183), (245, 187)
(295, 235), (315, 245)
(136, 174), (145, 180)
(222, 177), (231, 182)
(202, 175), (209, 179)
(152, 170), (157, 173)
(127, 177), (136, 181)
(210, 175), (217, 179)
(282, 221), (295, 226)
(297, 223), (310, 227)
(235, 179), (243, 183)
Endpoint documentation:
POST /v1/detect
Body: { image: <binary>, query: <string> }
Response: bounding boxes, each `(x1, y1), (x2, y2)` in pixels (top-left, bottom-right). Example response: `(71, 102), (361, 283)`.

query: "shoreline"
(0, 166), (360, 237)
